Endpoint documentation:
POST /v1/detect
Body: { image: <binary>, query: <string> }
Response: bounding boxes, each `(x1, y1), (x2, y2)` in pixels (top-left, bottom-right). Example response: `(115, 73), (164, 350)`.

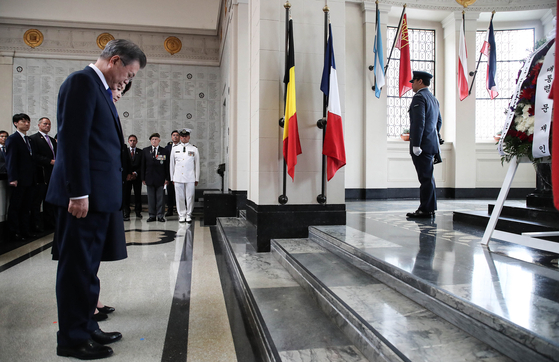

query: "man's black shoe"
(123, 216), (130, 221)
(56, 339), (113, 359)
(146, 217), (156, 222)
(92, 312), (108, 322)
(136, 213), (143, 219)
(91, 329), (122, 345)
(97, 306), (115, 314)
(12, 234), (26, 242)
(158, 217), (166, 222)
(406, 210), (435, 218)
(165, 211), (173, 217)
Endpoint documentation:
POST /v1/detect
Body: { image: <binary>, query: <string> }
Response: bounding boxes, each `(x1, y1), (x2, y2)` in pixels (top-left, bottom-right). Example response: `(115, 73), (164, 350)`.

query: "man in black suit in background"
(406, 71), (442, 219)
(165, 130), (179, 216)
(0, 130), (8, 177)
(5, 113), (36, 241)
(141, 133), (169, 222)
(46, 39), (146, 360)
(123, 134), (142, 221)
(30, 117), (57, 230)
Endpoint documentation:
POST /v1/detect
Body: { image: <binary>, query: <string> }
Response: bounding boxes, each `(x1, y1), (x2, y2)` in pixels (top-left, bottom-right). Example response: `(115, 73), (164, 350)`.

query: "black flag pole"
(384, 4), (406, 72)
(468, 11), (495, 95)
(316, 3), (329, 205)
(279, 1), (291, 205)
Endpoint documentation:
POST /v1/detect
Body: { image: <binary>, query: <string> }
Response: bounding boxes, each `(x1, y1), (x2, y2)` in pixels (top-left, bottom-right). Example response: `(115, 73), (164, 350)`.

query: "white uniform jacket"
(170, 142), (200, 183)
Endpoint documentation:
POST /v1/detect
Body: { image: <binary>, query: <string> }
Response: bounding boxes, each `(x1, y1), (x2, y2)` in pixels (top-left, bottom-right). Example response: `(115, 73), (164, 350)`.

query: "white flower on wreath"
(515, 105), (535, 135)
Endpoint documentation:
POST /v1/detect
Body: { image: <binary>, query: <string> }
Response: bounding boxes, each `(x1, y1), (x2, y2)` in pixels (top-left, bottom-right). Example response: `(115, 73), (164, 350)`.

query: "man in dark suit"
(141, 133), (170, 222)
(46, 39), (146, 360)
(406, 71), (442, 219)
(0, 130), (8, 177)
(6, 114), (36, 241)
(30, 117), (57, 230)
(123, 134), (143, 221)
(164, 130), (180, 216)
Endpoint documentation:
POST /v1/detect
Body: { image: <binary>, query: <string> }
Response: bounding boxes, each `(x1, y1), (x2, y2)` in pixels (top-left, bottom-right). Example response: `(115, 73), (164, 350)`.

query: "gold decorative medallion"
(455, 0), (477, 7)
(164, 36), (182, 55)
(96, 33), (115, 50)
(23, 29), (44, 48)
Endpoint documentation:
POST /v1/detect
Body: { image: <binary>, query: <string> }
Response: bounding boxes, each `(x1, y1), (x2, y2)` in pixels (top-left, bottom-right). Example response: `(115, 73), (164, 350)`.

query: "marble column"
(245, 0), (345, 252)
(442, 11), (479, 196)
(362, 2), (390, 197)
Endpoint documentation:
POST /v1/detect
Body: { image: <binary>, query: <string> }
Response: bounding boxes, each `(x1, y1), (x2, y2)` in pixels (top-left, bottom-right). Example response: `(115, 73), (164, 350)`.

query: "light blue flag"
(373, 8), (385, 98)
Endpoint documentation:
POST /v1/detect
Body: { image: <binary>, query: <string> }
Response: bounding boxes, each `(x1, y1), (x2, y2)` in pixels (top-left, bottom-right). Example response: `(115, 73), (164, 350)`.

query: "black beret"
(409, 71), (433, 83)
(149, 133), (160, 140)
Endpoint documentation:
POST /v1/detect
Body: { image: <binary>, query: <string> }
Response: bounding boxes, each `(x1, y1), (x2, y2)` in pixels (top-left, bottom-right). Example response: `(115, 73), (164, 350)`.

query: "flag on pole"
(458, 14), (469, 101)
(373, 7), (385, 98)
(283, 19), (302, 181)
(480, 18), (499, 99)
(320, 23), (346, 181)
(395, 12), (413, 97)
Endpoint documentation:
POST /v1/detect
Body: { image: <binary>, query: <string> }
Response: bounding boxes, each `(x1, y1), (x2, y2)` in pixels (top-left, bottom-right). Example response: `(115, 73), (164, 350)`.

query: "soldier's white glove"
(413, 146), (422, 156)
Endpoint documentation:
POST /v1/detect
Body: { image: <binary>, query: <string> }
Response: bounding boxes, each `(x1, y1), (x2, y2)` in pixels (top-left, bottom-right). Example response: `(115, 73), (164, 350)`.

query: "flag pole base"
(278, 195), (288, 205)
(317, 194), (326, 204)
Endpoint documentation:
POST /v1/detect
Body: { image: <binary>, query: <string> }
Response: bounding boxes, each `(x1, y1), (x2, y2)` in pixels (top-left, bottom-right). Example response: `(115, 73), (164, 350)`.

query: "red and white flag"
(396, 13), (413, 97)
(458, 15), (469, 101)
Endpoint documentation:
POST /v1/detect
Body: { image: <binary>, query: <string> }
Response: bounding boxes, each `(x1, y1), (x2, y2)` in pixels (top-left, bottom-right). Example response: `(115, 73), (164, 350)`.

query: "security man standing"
(169, 128), (199, 223)
(406, 71), (442, 219)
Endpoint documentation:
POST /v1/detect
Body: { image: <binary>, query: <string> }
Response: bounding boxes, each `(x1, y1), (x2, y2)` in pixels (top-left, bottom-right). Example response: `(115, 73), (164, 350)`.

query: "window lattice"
(475, 28), (535, 140)
(386, 27), (436, 138)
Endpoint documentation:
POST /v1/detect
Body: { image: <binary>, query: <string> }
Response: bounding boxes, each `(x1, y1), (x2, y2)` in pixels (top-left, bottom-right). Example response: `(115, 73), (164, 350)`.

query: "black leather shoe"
(123, 216), (130, 221)
(146, 217), (156, 222)
(136, 213), (143, 219)
(158, 217), (166, 222)
(91, 329), (122, 345)
(165, 211), (173, 217)
(97, 306), (115, 314)
(57, 339), (113, 359)
(92, 312), (108, 321)
(406, 210), (435, 218)
(12, 234), (26, 242)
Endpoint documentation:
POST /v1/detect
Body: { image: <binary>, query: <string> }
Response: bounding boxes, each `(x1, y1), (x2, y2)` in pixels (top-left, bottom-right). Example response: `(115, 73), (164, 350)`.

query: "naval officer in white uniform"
(169, 128), (200, 223)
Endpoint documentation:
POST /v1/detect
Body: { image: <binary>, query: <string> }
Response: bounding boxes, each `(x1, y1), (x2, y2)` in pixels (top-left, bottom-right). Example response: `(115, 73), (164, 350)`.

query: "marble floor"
(1, 199), (558, 361)
(0, 216), (236, 362)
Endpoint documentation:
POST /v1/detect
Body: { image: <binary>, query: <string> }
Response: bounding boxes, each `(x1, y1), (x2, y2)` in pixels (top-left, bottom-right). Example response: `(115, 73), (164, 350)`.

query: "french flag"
(320, 23), (346, 181)
(481, 19), (499, 99)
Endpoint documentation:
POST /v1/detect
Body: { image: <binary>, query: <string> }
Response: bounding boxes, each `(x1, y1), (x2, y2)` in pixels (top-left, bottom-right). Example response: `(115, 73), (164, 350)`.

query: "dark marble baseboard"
(245, 201), (346, 252)
(346, 188), (535, 200)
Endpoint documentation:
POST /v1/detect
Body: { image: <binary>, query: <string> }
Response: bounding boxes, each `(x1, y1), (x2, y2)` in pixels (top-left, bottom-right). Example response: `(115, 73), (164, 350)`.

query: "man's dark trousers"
(411, 152), (437, 213)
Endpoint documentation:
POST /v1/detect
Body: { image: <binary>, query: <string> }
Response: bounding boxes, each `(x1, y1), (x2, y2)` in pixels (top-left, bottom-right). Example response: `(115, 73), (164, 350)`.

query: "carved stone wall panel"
(0, 24), (220, 65)
(13, 58), (223, 190)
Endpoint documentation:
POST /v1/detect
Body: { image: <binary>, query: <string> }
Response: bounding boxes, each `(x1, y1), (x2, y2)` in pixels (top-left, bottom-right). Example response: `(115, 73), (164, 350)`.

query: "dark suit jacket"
(128, 147), (143, 180)
(46, 66), (125, 212)
(30, 132), (57, 184)
(5, 132), (35, 187)
(409, 88), (442, 155)
(141, 146), (170, 187)
(0, 147), (7, 177)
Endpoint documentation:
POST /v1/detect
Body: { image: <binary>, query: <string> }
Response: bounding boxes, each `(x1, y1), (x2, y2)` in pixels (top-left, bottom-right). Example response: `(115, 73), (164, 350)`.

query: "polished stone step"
(306, 225), (557, 362)
(273, 237), (513, 362)
(214, 217), (369, 362)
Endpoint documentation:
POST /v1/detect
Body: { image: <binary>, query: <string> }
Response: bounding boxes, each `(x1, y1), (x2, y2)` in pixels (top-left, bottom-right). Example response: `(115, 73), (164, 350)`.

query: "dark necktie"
(1, 146), (5, 154)
(45, 135), (55, 159)
(106, 88), (112, 99)
(24, 136), (32, 154)
(131, 149), (134, 160)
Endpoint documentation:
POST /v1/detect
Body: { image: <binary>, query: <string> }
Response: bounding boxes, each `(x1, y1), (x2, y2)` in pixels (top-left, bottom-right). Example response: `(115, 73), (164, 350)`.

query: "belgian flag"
(283, 19), (302, 180)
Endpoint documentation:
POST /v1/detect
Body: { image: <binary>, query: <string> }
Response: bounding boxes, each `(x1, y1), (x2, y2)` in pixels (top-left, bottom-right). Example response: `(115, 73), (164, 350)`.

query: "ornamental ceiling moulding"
(96, 33), (115, 49)
(372, 0), (556, 11)
(23, 29), (43, 48)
